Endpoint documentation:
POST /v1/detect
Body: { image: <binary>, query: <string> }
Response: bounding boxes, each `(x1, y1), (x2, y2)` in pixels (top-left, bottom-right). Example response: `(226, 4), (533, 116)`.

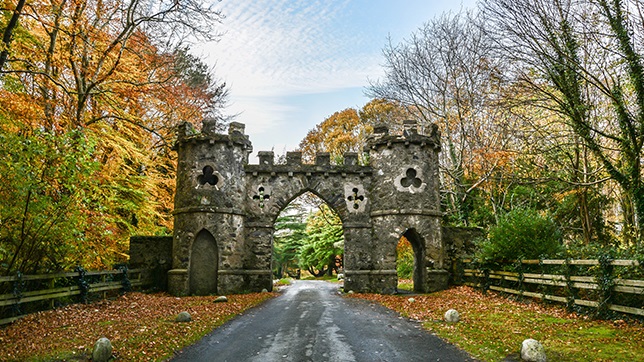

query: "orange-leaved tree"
(0, 0), (227, 273)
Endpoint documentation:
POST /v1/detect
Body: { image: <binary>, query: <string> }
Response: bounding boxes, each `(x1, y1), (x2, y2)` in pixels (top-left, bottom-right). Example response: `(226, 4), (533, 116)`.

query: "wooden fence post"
(12, 271), (24, 317)
(75, 266), (89, 304)
(596, 255), (615, 318)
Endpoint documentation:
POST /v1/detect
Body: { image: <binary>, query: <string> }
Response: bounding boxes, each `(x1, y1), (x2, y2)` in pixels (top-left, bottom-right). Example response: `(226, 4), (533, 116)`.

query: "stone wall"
(442, 226), (485, 284)
(129, 236), (173, 291)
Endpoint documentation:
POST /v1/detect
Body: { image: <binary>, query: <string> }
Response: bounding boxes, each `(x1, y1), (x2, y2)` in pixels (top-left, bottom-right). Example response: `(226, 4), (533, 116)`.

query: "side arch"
(401, 228), (426, 293)
(189, 229), (218, 295)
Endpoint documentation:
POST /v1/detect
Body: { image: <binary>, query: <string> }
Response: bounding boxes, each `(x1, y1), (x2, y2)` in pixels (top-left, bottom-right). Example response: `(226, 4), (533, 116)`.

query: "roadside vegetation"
(352, 285), (643, 362)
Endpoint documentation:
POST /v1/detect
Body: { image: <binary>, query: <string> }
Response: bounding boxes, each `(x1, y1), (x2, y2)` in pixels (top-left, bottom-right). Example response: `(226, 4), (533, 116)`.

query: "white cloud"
(200, 0), (382, 98)
(194, 0), (479, 162)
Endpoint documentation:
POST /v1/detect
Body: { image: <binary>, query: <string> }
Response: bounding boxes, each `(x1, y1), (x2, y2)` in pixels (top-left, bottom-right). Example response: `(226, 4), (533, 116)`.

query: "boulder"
(521, 339), (546, 362)
(214, 296), (228, 303)
(407, 297), (416, 303)
(92, 337), (112, 362)
(175, 311), (191, 322)
(444, 309), (460, 323)
(337, 273), (344, 280)
(261, 288), (268, 293)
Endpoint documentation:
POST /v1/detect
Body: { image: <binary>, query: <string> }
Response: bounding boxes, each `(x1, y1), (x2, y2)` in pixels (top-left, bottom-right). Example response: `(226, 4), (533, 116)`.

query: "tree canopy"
(0, 0), (227, 274)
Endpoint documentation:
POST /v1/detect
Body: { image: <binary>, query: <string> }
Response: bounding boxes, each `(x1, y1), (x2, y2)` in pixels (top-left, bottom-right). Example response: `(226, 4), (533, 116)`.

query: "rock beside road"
(175, 311), (192, 322)
(92, 337), (112, 362)
(521, 338), (546, 362)
(444, 309), (460, 323)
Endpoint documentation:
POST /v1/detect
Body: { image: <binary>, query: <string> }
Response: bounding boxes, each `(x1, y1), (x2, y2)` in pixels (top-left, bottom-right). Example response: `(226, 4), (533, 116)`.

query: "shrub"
(397, 237), (414, 279)
(476, 208), (562, 263)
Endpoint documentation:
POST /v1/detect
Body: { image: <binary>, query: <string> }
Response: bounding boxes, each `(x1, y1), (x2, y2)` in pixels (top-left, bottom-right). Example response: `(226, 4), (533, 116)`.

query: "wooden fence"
(0, 268), (151, 326)
(459, 258), (644, 318)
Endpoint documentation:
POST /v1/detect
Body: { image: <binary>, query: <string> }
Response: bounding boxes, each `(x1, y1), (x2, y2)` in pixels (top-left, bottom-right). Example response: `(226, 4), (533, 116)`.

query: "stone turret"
(366, 120), (447, 293)
(169, 120), (252, 296)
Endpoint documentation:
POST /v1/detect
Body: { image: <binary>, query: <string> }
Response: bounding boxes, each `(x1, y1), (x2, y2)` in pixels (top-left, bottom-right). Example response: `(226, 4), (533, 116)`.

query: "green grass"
(397, 280), (413, 291)
(348, 286), (644, 362)
(428, 301), (643, 361)
(274, 278), (292, 286)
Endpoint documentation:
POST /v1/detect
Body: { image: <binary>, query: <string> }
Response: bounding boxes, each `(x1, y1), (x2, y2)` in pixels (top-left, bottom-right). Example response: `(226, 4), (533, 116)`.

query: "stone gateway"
(166, 118), (448, 296)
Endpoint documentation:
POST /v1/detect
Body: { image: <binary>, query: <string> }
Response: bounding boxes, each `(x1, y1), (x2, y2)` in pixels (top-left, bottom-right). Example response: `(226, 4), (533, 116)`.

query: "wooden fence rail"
(0, 268), (151, 326)
(459, 259), (644, 318)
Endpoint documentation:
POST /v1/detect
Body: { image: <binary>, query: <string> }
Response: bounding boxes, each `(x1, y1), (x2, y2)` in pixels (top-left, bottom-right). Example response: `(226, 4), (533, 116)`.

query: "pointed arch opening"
(189, 229), (218, 295)
(397, 228), (425, 293)
(272, 191), (344, 281)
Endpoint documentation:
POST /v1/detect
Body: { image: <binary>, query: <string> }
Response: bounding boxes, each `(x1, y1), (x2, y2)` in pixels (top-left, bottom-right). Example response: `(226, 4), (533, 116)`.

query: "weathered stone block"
(315, 152), (331, 165)
(286, 151), (302, 165)
(258, 151), (274, 166)
(168, 269), (188, 296)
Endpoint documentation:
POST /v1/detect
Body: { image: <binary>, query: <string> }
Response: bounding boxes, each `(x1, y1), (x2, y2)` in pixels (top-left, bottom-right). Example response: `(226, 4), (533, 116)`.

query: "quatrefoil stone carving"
(344, 184), (367, 213)
(252, 185), (271, 209)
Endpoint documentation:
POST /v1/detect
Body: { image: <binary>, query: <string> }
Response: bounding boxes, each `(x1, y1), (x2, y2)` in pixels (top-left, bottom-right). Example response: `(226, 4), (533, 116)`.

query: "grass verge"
(0, 291), (276, 361)
(348, 285), (643, 362)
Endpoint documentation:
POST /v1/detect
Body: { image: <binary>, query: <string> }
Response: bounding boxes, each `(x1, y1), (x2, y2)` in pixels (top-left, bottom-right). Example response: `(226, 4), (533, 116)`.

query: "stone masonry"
(166, 118), (447, 296)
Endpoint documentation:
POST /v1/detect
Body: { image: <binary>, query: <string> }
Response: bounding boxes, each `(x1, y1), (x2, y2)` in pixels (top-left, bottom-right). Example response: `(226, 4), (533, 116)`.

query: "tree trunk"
(631, 186), (644, 246)
(0, 0), (27, 73)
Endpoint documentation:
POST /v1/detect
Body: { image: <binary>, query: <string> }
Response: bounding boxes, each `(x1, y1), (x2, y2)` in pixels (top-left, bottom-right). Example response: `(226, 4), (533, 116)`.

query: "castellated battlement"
(246, 150), (369, 177)
(366, 119), (441, 152)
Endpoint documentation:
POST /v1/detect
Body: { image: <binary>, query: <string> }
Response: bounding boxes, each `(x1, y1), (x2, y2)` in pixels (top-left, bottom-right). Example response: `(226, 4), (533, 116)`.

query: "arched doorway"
(272, 192), (344, 281)
(397, 228), (425, 293)
(189, 229), (218, 295)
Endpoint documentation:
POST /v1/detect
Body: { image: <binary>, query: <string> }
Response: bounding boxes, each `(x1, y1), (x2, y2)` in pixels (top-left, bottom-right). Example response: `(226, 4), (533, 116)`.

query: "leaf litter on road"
(0, 291), (276, 361)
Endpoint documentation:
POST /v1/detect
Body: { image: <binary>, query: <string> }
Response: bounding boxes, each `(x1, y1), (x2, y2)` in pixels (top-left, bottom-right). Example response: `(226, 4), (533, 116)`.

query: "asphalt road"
(171, 280), (476, 362)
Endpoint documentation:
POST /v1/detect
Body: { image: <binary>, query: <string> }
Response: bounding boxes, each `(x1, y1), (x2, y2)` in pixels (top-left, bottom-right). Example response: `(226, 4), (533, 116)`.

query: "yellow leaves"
(298, 99), (409, 163)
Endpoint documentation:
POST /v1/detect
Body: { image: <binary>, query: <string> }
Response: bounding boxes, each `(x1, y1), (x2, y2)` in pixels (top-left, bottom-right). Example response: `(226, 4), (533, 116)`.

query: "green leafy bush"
(476, 208), (562, 262)
(396, 237), (414, 279)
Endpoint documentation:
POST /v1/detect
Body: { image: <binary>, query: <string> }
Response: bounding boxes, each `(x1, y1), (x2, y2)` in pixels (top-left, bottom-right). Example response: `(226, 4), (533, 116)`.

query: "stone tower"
(366, 120), (447, 293)
(168, 120), (252, 296)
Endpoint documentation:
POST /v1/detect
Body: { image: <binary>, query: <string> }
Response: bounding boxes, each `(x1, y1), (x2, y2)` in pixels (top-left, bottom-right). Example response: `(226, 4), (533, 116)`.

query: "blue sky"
(198, 0), (477, 161)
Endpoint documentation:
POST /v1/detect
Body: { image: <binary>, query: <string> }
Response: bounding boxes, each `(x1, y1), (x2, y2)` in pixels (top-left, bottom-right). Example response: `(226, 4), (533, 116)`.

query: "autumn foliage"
(0, 0), (227, 273)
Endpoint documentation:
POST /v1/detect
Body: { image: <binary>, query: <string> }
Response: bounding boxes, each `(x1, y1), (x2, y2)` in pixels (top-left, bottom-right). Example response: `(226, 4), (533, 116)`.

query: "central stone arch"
(167, 119), (448, 296)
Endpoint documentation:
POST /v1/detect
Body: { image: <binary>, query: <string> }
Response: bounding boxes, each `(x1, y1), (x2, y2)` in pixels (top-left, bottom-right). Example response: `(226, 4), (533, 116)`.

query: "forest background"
(2, 0), (644, 278)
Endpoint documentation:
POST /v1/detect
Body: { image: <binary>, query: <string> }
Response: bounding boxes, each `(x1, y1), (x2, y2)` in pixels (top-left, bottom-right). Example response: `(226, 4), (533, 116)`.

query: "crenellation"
(402, 119), (418, 136)
(228, 122), (246, 135)
(286, 151), (302, 165)
(202, 117), (218, 134)
(315, 152), (331, 165)
(343, 152), (358, 166)
(257, 151), (274, 166)
(373, 123), (389, 135)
